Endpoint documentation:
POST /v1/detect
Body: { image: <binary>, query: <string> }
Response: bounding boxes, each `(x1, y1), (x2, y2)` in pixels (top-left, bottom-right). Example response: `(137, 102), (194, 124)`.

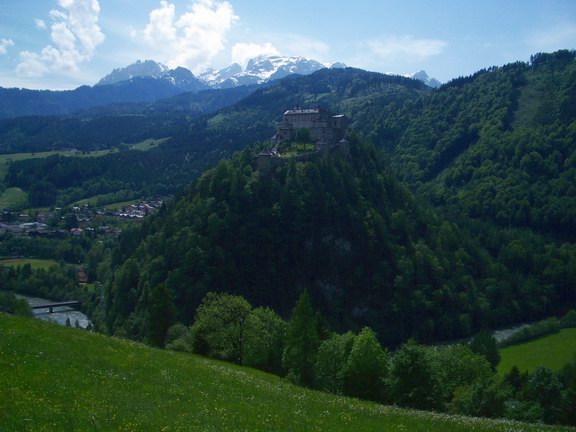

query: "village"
(0, 197), (164, 239)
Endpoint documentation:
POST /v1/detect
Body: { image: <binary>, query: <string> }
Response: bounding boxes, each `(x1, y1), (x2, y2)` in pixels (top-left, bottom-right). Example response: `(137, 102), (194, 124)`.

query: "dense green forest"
(101, 139), (575, 347)
(389, 51), (576, 240)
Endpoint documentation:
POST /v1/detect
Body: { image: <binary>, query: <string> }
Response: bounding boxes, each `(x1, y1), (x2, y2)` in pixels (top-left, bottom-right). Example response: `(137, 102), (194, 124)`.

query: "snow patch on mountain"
(199, 55), (326, 88)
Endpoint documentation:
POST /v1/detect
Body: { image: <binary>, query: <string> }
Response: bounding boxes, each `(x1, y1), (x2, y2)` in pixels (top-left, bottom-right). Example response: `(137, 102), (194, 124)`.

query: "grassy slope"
(0, 315), (569, 432)
(498, 328), (576, 375)
(0, 187), (27, 209)
(0, 258), (58, 270)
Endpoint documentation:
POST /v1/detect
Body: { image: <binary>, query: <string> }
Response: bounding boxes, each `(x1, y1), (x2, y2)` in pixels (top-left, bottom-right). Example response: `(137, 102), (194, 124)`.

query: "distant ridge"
(97, 59), (208, 93)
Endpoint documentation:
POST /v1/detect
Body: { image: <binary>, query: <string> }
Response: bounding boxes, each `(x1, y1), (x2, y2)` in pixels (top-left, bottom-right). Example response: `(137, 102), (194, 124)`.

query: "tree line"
(162, 290), (576, 426)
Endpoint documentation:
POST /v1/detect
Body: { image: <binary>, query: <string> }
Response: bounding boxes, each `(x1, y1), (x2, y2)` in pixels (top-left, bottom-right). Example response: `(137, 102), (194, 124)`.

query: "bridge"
(31, 301), (81, 314)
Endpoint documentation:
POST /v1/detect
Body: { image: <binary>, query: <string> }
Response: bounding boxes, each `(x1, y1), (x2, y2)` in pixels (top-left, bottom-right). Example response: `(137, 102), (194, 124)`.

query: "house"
(77, 268), (88, 284)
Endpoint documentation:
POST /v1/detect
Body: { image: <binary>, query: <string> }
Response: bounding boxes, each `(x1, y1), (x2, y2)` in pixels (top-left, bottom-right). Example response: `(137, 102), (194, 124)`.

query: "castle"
(273, 107), (348, 146)
(255, 107), (350, 175)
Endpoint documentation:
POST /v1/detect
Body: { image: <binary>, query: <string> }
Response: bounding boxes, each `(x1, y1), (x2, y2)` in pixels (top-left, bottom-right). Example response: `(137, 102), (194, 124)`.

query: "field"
(498, 328), (576, 375)
(0, 187), (27, 209)
(0, 314), (569, 432)
(129, 137), (169, 151)
(0, 258), (58, 270)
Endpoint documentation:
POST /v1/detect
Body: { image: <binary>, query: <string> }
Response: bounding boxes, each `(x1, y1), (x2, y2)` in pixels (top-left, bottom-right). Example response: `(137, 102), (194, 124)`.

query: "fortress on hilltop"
(273, 107), (348, 145)
(254, 107), (350, 175)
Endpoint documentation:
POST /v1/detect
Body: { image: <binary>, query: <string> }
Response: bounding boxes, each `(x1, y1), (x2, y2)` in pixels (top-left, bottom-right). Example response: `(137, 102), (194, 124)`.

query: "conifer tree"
(470, 329), (500, 370)
(283, 290), (319, 386)
(145, 283), (176, 347)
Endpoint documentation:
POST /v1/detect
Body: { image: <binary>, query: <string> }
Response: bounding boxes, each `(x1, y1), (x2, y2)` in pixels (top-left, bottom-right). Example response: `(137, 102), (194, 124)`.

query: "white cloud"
(138, 0), (238, 73)
(527, 25), (576, 52)
(143, 1), (177, 43)
(281, 35), (330, 62)
(16, 0), (105, 77)
(367, 35), (447, 62)
(0, 38), (15, 55)
(35, 19), (47, 30)
(231, 42), (279, 67)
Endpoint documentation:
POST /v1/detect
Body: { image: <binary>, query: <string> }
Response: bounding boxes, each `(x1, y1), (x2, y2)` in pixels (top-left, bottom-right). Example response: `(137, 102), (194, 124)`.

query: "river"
(16, 294), (92, 329)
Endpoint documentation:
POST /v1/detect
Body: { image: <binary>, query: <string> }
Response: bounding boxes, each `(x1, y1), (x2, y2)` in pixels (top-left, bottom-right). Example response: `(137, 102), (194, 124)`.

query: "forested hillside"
(102, 139), (573, 347)
(0, 75), (207, 120)
(389, 51), (576, 240)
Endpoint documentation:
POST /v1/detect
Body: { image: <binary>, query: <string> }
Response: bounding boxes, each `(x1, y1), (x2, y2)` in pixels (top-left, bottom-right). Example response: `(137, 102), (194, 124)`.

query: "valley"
(1, 49), (576, 429)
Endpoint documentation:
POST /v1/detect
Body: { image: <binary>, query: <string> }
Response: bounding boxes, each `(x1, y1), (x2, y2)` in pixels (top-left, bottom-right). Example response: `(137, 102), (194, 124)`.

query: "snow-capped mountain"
(96, 60), (207, 92)
(97, 60), (170, 86)
(199, 55), (327, 88)
(199, 63), (244, 89)
(409, 70), (442, 88)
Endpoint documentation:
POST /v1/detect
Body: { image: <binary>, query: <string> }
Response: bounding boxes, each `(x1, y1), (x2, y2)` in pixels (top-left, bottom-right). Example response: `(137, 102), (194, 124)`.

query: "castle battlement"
(254, 107), (350, 175)
(273, 107), (348, 146)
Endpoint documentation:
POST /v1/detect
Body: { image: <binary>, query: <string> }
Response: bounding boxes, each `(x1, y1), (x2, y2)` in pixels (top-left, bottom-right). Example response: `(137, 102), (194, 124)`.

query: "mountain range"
(0, 56), (440, 119)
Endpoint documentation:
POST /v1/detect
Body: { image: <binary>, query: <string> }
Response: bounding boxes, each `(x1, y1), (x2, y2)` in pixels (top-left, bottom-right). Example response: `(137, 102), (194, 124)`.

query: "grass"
(0, 314), (569, 432)
(103, 199), (140, 210)
(0, 258), (58, 270)
(69, 197), (140, 210)
(0, 187), (27, 209)
(498, 328), (576, 375)
(129, 137), (169, 151)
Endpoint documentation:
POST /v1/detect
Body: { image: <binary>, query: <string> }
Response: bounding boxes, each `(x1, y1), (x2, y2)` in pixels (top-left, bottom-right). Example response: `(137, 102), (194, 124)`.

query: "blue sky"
(0, 0), (575, 89)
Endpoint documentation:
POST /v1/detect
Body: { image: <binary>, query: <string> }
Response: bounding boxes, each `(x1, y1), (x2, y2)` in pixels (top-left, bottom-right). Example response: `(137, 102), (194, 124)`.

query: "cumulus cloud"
(367, 35), (447, 62)
(35, 19), (47, 30)
(231, 42), (279, 67)
(138, 0), (238, 73)
(16, 0), (104, 77)
(0, 38), (15, 55)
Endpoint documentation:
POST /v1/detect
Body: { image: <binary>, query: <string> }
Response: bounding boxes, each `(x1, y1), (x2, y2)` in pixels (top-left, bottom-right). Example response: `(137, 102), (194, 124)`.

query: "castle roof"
(284, 108), (321, 115)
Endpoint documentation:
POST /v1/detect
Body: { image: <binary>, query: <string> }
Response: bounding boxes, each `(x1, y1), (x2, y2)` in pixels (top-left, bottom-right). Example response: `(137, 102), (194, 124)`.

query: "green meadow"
(498, 328), (576, 375)
(0, 314), (569, 432)
(0, 187), (27, 209)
